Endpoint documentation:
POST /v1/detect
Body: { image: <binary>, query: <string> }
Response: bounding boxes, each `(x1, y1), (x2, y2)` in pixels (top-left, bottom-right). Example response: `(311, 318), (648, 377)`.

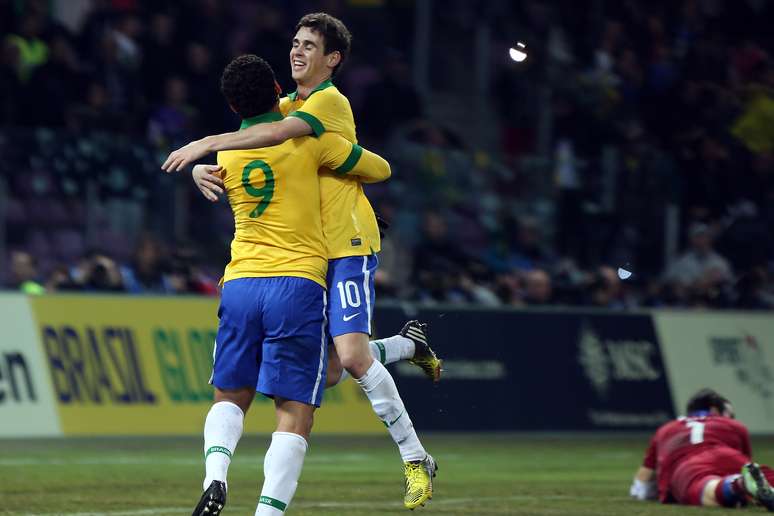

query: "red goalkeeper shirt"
(642, 415), (752, 502)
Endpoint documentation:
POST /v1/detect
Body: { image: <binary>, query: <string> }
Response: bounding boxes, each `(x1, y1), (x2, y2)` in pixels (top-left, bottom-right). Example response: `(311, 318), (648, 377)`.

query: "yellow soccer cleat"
(401, 321), (443, 382)
(403, 454), (438, 510)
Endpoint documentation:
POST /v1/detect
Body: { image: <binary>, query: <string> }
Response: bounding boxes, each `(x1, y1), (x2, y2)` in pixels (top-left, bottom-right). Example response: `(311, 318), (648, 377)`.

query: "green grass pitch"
(2, 433), (774, 515)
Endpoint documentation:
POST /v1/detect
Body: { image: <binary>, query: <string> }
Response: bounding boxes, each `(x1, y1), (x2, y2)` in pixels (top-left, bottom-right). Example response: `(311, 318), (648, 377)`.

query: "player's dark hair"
(686, 388), (728, 414)
(220, 54), (278, 119)
(295, 12), (351, 76)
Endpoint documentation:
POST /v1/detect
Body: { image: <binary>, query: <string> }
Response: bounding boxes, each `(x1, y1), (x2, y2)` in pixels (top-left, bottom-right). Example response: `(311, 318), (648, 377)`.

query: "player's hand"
(629, 478), (657, 501)
(162, 139), (211, 172)
(192, 164), (224, 202)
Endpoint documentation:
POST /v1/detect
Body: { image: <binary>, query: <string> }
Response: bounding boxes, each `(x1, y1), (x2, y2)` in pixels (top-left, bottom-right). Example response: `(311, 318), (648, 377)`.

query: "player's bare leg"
(325, 345), (345, 386)
(192, 387), (254, 516)
(255, 398), (314, 515)
(333, 331), (437, 509)
(335, 332), (374, 377)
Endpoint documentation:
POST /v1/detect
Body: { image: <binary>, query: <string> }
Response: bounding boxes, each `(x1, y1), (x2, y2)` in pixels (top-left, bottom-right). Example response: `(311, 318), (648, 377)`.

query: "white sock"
(355, 360), (426, 462)
(255, 432), (308, 515)
(203, 401), (244, 490)
(332, 335), (415, 387)
(370, 335), (415, 365)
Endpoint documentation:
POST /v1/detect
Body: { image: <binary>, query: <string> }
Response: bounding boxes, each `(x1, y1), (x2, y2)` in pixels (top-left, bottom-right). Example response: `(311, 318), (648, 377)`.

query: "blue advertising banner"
(374, 306), (674, 431)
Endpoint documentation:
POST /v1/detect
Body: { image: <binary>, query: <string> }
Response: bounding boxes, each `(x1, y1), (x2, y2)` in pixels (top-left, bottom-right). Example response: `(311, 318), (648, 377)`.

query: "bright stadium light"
(509, 42), (528, 62)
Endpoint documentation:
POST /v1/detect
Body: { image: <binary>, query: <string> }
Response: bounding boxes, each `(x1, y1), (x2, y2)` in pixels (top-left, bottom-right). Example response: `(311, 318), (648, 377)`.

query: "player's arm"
(630, 467), (657, 501)
(317, 133), (391, 183)
(630, 436), (658, 501)
(162, 117), (312, 172)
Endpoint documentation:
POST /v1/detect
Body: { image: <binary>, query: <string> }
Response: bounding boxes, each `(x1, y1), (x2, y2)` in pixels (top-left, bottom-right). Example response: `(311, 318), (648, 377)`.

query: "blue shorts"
(326, 255), (378, 338)
(211, 276), (327, 407)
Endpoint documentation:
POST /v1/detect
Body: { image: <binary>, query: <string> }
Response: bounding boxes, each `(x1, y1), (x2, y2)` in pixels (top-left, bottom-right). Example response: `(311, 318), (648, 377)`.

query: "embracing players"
(191, 54), (391, 515)
(164, 12), (439, 510)
(630, 388), (774, 511)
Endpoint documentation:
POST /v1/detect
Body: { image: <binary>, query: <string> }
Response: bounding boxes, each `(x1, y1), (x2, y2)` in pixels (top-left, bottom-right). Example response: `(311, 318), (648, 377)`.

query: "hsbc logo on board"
(577, 323), (661, 399)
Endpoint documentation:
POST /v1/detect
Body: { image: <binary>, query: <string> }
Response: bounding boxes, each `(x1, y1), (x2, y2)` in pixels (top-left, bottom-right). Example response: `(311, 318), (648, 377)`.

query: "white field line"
(22, 495), (582, 516)
(1, 453), (370, 467)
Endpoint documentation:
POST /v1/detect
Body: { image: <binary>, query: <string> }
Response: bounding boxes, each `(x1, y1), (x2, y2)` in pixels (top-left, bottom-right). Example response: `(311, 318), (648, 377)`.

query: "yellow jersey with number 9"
(280, 80), (381, 259)
(217, 111), (390, 288)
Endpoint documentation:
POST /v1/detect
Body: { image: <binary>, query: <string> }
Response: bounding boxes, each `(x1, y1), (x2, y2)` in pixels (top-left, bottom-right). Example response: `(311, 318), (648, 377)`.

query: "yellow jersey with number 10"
(217, 111), (390, 288)
(280, 80), (381, 259)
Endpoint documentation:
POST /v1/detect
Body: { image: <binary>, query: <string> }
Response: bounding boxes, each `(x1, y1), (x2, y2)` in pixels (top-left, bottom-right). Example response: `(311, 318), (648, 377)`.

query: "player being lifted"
(630, 388), (774, 511)
(163, 13), (439, 510)
(191, 54), (391, 516)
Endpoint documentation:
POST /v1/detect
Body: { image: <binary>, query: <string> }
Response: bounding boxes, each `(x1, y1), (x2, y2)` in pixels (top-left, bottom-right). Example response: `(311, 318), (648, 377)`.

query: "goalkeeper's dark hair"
(220, 54), (278, 119)
(295, 12), (351, 76)
(686, 388), (728, 414)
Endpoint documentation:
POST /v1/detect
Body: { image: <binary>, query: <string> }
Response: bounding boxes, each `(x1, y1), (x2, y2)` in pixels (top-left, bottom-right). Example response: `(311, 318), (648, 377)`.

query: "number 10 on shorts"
(336, 280), (361, 308)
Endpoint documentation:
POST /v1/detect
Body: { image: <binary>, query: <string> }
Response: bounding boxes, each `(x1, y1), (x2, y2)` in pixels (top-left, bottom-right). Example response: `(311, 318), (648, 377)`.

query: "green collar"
(240, 111), (284, 129)
(287, 79), (334, 101)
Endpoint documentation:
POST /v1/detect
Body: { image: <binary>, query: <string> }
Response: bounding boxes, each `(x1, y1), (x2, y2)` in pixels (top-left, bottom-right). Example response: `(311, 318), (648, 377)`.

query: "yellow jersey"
(218, 111), (390, 288)
(280, 80), (381, 259)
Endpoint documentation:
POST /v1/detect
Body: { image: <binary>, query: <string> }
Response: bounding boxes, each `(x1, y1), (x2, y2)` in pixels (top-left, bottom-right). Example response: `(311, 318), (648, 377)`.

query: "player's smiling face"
(290, 27), (338, 87)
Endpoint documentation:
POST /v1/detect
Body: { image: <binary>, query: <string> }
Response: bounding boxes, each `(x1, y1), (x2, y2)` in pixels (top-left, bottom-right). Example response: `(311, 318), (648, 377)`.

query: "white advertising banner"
(0, 293), (61, 437)
(654, 311), (774, 434)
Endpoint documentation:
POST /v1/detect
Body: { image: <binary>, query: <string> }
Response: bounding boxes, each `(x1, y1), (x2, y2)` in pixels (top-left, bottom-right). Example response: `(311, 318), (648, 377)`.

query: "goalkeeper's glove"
(629, 478), (657, 501)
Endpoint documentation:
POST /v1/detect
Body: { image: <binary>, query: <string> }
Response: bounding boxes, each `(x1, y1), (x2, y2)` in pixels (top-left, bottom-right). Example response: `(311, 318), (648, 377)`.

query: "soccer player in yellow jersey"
(191, 55), (391, 516)
(165, 13), (440, 510)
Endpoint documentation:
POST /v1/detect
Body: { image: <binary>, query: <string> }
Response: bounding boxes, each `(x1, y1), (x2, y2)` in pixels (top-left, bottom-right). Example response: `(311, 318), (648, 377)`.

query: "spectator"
(165, 245), (218, 296)
(147, 75), (197, 148)
(93, 28), (140, 124)
(120, 236), (173, 294)
(521, 269), (553, 305)
(0, 37), (22, 123)
(412, 211), (473, 302)
(587, 266), (627, 309)
(372, 209), (414, 300)
(663, 223), (735, 307)
(141, 12), (180, 104)
(488, 215), (555, 273)
(110, 14), (142, 69)
(735, 267), (774, 310)
(5, 13), (48, 82)
(664, 223), (733, 288)
(67, 80), (122, 131)
(10, 250), (45, 294)
(183, 41), (232, 135)
(70, 251), (125, 292)
(26, 34), (84, 127)
(45, 264), (80, 292)
(359, 50), (421, 141)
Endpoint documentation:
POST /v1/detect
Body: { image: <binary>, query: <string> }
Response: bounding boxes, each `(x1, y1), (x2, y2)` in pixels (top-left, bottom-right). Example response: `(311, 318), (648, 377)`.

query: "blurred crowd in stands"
(2, 0), (774, 310)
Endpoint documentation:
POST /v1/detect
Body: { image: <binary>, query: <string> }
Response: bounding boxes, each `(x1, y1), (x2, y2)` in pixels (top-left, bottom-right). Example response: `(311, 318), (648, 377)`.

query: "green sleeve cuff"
(335, 144), (363, 174)
(289, 111), (325, 137)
